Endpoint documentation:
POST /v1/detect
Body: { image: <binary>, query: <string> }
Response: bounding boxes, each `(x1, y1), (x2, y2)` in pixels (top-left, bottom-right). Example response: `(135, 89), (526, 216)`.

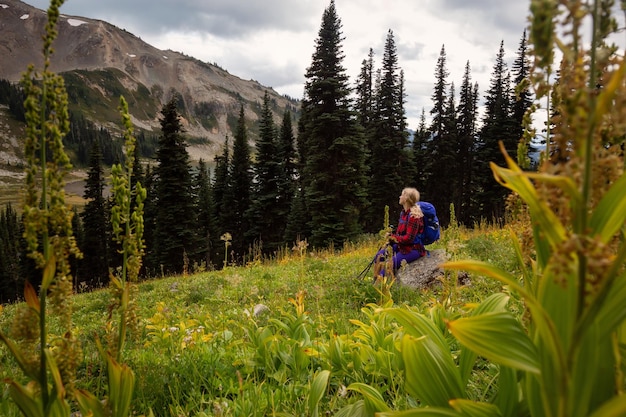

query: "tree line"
(0, 79), (159, 167)
(0, 0), (536, 302)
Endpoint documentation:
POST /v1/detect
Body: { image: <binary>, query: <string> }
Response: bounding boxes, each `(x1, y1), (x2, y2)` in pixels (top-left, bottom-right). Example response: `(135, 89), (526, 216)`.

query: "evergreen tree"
(511, 29), (535, 169)
(154, 98), (199, 274)
(194, 159), (214, 269)
(0, 204), (22, 303)
(435, 82), (460, 226)
(456, 61), (480, 224)
(141, 164), (158, 276)
(70, 206), (84, 287)
(422, 45), (451, 224)
(247, 91), (282, 253)
(230, 104), (253, 259)
(283, 185), (308, 245)
(477, 41), (517, 222)
(277, 110), (297, 241)
(366, 30), (410, 231)
(355, 48), (375, 130)
(411, 108), (430, 180)
(430, 45), (449, 141)
(212, 137), (233, 265)
(79, 141), (110, 287)
(299, 0), (368, 247)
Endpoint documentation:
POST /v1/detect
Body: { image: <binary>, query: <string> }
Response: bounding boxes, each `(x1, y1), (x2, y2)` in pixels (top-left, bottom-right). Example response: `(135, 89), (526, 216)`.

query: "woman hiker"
(373, 187), (426, 279)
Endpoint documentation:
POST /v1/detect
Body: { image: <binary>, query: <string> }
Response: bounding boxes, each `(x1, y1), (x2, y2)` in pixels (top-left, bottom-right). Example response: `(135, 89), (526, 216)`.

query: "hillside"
(0, 0), (300, 174)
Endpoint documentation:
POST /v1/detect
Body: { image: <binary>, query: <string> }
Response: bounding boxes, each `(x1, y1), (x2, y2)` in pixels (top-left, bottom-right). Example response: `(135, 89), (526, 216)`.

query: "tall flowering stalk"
(0, 0), (82, 416)
(108, 96), (146, 361)
(72, 97), (146, 417)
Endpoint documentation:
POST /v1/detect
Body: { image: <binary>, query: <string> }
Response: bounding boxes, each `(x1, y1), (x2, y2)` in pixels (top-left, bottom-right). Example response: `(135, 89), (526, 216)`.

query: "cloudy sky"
(25, 0), (530, 128)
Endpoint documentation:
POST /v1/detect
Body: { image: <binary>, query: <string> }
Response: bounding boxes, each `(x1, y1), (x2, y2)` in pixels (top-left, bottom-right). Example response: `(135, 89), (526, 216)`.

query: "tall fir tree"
(477, 40), (517, 222)
(366, 30), (410, 231)
(299, 0), (368, 247)
(154, 98), (199, 274)
(141, 164), (158, 276)
(194, 159), (215, 269)
(412, 108), (431, 182)
(430, 45), (449, 141)
(355, 48), (375, 130)
(230, 104), (253, 259)
(212, 136), (235, 263)
(247, 91), (282, 253)
(0, 203), (22, 303)
(435, 82), (459, 226)
(422, 45), (451, 224)
(455, 61), (480, 224)
(511, 29), (535, 169)
(79, 141), (110, 287)
(277, 110), (297, 241)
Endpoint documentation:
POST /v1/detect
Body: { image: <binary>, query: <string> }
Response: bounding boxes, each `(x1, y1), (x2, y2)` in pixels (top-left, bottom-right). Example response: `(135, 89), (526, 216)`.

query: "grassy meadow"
(0, 223), (518, 417)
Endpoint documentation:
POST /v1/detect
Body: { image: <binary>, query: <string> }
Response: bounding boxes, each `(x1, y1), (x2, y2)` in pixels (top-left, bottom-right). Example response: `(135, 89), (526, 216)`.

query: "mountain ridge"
(0, 0), (300, 166)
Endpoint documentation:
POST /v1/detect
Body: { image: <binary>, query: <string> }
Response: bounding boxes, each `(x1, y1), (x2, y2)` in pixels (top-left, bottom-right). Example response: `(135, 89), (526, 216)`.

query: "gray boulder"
(395, 249), (467, 289)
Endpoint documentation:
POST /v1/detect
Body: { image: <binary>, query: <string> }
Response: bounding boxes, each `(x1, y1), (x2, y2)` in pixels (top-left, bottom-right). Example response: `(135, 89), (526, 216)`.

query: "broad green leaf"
(0, 333), (40, 380)
(75, 389), (107, 417)
(490, 150), (566, 247)
(574, 238), (626, 341)
(459, 294), (510, 385)
(571, 324), (616, 417)
(106, 354), (135, 417)
(45, 349), (67, 410)
(347, 382), (391, 413)
(524, 172), (582, 211)
(450, 398), (502, 417)
(524, 370), (549, 417)
(401, 334), (465, 407)
(442, 260), (564, 369)
(383, 308), (448, 351)
(308, 370), (330, 417)
(471, 293), (510, 316)
(442, 261), (528, 301)
(509, 229), (534, 291)
(448, 313), (540, 374)
(6, 382), (44, 417)
(594, 270), (626, 340)
(587, 392), (626, 417)
(334, 400), (367, 417)
(535, 265), (577, 351)
(589, 172), (626, 242)
(493, 366), (519, 417)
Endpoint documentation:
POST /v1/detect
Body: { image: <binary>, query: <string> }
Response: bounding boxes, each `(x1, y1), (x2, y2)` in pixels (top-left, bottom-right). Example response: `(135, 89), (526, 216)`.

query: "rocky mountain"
(0, 0), (300, 167)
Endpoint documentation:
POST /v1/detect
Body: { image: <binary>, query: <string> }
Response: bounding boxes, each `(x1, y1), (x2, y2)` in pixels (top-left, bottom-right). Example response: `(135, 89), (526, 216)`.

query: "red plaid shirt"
(392, 209), (426, 255)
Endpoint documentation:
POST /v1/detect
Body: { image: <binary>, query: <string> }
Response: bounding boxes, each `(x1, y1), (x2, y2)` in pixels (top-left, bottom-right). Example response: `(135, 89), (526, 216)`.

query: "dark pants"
(374, 244), (422, 276)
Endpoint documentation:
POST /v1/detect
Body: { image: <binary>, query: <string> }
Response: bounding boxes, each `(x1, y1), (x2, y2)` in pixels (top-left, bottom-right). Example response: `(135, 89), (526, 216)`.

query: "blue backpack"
(416, 201), (440, 246)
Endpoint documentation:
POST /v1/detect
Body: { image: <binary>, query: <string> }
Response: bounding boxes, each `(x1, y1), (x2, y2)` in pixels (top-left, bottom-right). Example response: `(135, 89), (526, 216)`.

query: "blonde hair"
(402, 187), (424, 218)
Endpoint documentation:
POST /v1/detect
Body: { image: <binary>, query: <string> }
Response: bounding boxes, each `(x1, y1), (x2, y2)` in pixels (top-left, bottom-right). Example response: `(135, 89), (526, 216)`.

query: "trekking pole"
(356, 256), (376, 280)
(356, 241), (389, 280)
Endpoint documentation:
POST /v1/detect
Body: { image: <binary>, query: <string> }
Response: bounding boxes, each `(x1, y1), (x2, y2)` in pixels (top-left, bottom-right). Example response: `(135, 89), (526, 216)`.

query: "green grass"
(0, 227), (519, 417)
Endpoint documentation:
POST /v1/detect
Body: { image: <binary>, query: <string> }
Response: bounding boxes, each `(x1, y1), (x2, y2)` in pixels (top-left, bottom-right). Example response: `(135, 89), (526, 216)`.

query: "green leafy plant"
(439, 1), (626, 416)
